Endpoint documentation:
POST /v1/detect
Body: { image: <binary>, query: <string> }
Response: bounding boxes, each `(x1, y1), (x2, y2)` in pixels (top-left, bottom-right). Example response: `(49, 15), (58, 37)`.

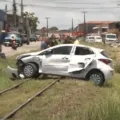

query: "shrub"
(114, 62), (120, 73)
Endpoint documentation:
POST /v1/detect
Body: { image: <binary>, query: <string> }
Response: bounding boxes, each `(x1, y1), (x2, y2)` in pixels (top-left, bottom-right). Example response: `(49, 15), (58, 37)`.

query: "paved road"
(2, 41), (41, 57)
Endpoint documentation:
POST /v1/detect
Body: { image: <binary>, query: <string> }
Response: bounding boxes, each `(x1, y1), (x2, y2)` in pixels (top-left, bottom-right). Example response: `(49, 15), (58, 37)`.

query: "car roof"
(50, 44), (103, 52)
(22, 44), (103, 57)
(94, 36), (101, 37)
(106, 33), (116, 35)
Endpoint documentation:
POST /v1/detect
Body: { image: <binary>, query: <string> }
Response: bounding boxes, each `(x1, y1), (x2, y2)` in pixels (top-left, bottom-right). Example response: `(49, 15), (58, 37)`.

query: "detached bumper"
(7, 66), (25, 80)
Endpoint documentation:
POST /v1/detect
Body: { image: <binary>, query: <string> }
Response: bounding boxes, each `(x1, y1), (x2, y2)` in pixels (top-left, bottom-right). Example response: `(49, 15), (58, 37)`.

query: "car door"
(68, 46), (95, 73)
(42, 45), (73, 75)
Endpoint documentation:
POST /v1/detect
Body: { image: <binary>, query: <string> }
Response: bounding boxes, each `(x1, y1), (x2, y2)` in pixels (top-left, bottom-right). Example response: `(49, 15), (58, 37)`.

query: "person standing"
(73, 36), (80, 44)
(40, 38), (49, 50)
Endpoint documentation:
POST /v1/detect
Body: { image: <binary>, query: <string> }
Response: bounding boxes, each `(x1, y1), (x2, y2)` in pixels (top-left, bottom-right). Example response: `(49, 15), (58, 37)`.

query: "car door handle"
(85, 58), (91, 60)
(62, 57), (68, 60)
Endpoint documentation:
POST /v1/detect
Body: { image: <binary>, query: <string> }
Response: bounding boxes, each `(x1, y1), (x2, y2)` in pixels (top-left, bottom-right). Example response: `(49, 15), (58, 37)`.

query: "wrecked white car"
(7, 44), (114, 86)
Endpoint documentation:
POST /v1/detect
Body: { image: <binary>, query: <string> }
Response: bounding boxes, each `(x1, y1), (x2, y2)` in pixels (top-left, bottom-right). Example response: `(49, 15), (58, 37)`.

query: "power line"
(0, 0), (118, 6)
(0, 0), (120, 10)
(52, 1), (114, 4)
(24, 4), (120, 9)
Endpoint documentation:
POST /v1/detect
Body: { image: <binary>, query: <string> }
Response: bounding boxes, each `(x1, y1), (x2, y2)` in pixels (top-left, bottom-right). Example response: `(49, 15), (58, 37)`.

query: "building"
(6, 14), (27, 33)
(7, 14), (19, 28)
(74, 21), (114, 35)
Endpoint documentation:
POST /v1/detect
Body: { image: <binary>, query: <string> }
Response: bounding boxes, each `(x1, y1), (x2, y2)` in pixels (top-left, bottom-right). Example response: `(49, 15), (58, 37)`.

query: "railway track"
(0, 80), (28, 96)
(0, 78), (60, 120)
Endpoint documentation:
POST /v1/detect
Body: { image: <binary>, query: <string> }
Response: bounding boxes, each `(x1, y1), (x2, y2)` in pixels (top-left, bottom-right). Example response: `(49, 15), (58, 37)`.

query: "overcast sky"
(0, 0), (120, 29)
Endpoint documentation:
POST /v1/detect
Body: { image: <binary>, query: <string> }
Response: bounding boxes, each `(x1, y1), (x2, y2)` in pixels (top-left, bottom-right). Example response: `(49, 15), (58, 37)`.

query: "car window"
(101, 51), (109, 58)
(39, 46), (72, 55)
(89, 37), (94, 39)
(75, 47), (94, 55)
(52, 46), (72, 55)
(96, 37), (102, 39)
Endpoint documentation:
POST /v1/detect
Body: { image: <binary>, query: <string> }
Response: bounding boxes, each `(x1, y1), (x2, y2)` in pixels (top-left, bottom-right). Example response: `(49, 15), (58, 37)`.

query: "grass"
(0, 42), (120, 120)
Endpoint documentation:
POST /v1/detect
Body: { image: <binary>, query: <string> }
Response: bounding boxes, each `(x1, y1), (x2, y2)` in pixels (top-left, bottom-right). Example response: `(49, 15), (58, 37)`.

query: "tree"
(49, 26), (58, 31)
(23, 12), (39, 32)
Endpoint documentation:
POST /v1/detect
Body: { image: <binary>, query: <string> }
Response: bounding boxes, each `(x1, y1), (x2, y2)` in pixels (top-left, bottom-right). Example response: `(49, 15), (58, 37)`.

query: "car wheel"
(87, 71), (105, 86)
(21, 43), (23, 46)
(27, 41), (30, 45)
(23, 63), (38, 78)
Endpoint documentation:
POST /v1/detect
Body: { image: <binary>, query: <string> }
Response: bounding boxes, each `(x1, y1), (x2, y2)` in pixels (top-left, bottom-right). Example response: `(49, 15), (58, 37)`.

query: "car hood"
(16, 51), (41, 60)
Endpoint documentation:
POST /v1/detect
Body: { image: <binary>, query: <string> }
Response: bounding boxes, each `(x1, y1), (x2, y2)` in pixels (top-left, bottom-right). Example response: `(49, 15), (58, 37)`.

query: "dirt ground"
(2, 41), (41, 57)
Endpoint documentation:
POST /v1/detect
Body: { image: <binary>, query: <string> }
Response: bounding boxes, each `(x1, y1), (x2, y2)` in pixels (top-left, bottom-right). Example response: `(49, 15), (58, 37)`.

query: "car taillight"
(98, 59), (111, 64)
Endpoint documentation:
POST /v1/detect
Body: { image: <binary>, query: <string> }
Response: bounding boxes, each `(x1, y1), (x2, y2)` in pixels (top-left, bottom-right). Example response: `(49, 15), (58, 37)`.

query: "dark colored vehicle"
(4, 31), (23, 47)
(30, 34), (37, 42)
(21, 34), (30, 45)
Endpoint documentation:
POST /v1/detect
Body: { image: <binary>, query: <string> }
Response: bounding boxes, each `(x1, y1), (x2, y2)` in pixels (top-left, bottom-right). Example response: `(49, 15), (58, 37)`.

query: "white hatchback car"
(7, 44), (114, 86)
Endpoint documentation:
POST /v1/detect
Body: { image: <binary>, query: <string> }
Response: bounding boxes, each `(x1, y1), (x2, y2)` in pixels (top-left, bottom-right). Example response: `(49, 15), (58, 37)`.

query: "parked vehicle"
(21, 34), (30, 45)
(94, 36), (102, 42)
(102, 33), (118, 44)
(86, 36), (95, 42)
(4, 31), (23, 47)
(30, 34), (37, 42)
(7, 44), (114, 86)
(86, 36), (102, 42)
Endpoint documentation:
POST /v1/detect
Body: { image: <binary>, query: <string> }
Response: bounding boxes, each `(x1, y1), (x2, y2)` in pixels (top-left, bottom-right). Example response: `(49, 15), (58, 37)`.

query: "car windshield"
(89, 37), (94, 39)
(107, 35), (116, 38)
(96, 37), (101, 39)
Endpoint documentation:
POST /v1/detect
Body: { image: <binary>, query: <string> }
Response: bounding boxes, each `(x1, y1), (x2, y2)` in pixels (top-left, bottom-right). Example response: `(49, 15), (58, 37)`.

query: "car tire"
(23, 63), (38, 78)
(87, 71), (105, 86)
(27, 41), (30, 45)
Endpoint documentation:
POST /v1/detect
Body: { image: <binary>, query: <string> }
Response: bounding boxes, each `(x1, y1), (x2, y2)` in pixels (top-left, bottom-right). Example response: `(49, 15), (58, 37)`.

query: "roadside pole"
(0, 22), (3, 52)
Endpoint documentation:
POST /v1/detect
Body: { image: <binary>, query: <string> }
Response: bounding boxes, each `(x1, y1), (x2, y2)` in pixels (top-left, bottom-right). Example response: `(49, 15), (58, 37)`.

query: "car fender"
(21, 56), (42, 73)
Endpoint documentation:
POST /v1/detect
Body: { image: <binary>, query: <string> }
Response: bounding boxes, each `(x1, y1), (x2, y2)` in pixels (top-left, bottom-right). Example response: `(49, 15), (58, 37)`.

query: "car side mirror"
(45, 49), (52, 55)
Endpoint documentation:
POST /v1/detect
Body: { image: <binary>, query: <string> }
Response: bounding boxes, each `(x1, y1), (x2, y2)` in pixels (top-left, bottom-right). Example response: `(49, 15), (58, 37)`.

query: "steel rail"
(1, 78), (60, 120)
(0, 81), (28, 96)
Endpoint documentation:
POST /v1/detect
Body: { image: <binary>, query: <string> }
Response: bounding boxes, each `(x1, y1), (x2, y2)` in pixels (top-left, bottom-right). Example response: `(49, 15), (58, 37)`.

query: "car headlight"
(16, 60), (24, 67)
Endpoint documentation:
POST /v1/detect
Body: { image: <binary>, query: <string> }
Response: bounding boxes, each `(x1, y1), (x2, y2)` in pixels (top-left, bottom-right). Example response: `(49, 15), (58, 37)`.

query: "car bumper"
(104, 69), (114, 80)
(7, 66), (25, 79)
(4, 42), (11, 45)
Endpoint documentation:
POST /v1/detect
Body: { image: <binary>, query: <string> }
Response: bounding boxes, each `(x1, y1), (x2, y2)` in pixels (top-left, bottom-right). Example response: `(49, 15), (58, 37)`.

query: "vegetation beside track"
(0, 42), (120, 120)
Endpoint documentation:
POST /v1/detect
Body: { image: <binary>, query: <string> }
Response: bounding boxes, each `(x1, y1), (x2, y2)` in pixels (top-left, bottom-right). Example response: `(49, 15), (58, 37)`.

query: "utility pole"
(19, 0), (24, 33)
(45, 17), (50, 37)
(72, 18), (74, 35)
(26, 17), (30, 40)
(5, 4), (7, 28)
(5, 4), (7, 15)
(82, 11), (87, 40)
(21, 0), (23, 23)
(13, 0), (17, 28)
